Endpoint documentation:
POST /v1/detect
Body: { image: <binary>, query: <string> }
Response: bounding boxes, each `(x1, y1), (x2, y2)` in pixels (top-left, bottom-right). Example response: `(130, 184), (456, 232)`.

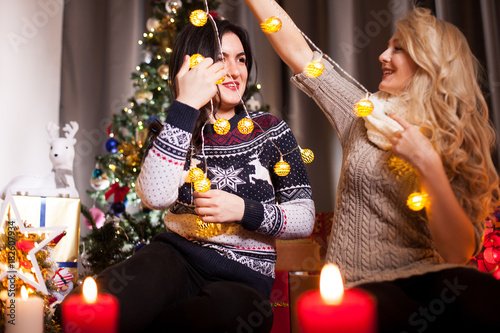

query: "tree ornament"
(190, 9), (208, 27)
(354, 98), (374, 117)
(194, 177), (211, 193)
(261, 17), (282, 34)
(92, 167), (103, 178)
(407, 192), (428, 211)
(214, 118), (230, 135)
(246, 96), (261, 111)
(158, 64), (169, 80)
(304, 61), (325, 78)
(196, 216), (209, 229)
(105, 138), (119, 154)
(106, 123), (114, 136)
(188, 167), (205, 183)
(83, 207), (106, 229)
(110, 202), (126, 216)
(190, 53), (205, 68)
(141, 50), (154, 64)
(300, 148), (315, 164)
(135, 90), (154, 104)
(136, 126), (148, 148)
(238, 117), (254, 134)
(274, 157), (291, 177)
(90, 169), (110, 191)
(165, 0), (183, 14)
(146, 17), (161, 32)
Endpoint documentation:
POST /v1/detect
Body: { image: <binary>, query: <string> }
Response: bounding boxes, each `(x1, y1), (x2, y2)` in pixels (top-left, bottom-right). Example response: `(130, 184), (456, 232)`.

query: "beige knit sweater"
(291, 54), (484, 287)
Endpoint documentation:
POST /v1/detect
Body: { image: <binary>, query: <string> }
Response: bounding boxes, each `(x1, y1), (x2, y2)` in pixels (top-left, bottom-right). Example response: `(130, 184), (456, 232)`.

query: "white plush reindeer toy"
(0, 121), (80, 199)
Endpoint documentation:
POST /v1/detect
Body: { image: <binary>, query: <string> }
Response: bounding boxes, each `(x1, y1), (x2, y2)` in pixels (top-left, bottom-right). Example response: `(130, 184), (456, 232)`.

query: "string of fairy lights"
(130, 0), (424, 225)
(188, 3), (318, 228)
(253, 0), (427, 211)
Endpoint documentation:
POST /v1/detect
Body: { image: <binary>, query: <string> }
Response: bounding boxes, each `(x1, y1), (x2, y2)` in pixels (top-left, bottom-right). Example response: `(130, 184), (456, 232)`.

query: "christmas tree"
(81, 0), (268, 276)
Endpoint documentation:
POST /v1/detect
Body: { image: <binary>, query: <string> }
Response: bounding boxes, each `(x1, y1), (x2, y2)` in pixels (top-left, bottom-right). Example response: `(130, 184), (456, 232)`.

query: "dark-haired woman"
(61, 18), (314, 333)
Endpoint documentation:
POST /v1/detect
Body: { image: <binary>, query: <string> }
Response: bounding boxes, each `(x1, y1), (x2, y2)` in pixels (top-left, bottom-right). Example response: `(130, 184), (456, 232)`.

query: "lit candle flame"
(320, 264), (344, 305)
(83, 277), (98, 304)
(21, 285), (28, 300)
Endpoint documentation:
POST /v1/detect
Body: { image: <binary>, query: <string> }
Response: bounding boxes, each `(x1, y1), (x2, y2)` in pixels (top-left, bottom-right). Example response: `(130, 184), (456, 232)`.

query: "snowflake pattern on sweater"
(137, 101), (315, 280)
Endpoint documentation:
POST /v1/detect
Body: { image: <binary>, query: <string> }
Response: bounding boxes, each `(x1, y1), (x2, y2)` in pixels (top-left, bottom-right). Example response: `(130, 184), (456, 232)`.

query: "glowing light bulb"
(190, 54), (204, 68)
(300, 148), (315, 164)
(261, 17), (282, 34)
(190, 10), (208, 27)
(354, 99), (374, 117)
(213, 118), (230, 135)
(194, 177), (211, 193)
(238, 118), (254, 134)
(274, 158), (290, 177)
(304, 61), (325, 78)
(407, 192), (428, 211)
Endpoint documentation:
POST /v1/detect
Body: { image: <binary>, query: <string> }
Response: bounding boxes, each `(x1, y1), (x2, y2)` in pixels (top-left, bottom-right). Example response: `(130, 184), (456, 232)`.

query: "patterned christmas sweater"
(137, 101), (315, 298)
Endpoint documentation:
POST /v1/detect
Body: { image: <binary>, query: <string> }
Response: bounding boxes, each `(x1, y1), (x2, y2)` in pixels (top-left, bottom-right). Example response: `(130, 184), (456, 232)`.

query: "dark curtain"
(60, 0), (500, 213)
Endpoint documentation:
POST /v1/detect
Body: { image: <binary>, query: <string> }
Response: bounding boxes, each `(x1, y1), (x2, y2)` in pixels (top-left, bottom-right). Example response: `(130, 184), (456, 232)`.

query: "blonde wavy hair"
(392, 7), (499, 223)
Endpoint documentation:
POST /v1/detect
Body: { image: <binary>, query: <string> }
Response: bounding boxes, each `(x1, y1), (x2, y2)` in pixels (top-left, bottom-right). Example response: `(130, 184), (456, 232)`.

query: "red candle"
(297, 264), (376, 333)
(62, 277), (119, 333)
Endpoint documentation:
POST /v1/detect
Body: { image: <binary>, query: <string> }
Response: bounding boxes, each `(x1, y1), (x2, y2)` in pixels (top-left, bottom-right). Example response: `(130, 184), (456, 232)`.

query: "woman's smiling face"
(215, 32), (248, 116)
(378, 31), (418, 95)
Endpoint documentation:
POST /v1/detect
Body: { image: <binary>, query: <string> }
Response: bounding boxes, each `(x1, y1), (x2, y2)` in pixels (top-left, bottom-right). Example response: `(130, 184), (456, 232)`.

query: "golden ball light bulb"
(188, 167), (205, 183)
(238, 118), (254, 134)
(190, 10), (208, 27)
(214, 118), (231, 135)
(407, 192), (428, 211)
(190, 54), (205, 68)
(303, 61), (325, 78)
(260, 17), (282, 34)
(300, 148), (315, 164)
(354, 99), (374, 117)
(194, 177), (211, 193)
(274, 158), (290, 177)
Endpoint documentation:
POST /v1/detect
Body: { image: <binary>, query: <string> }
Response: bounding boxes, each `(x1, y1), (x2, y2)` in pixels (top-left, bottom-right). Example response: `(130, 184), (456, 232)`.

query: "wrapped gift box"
(3, 195), (80, 272)
(275, 240), (322, 272)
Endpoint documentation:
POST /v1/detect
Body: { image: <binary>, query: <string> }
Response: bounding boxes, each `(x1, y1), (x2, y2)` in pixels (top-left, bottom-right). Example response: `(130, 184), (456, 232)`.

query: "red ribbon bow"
(105, 183), (130, 203)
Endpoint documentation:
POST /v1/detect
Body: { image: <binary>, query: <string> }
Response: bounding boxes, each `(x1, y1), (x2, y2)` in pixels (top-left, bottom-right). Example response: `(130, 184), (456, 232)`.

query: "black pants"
(356, 267), (500, 333)
(62, 240), (273, 333)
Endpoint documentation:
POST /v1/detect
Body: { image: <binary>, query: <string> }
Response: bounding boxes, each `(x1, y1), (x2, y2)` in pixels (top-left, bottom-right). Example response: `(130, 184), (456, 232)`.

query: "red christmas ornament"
(106, 124), (114, 136)
(484, 231), (500, 249)
(475, 253), (498, 272)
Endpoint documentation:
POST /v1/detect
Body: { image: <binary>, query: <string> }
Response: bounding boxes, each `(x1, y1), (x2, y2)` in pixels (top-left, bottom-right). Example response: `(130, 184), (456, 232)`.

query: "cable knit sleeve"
(238, 120), (315, 240)
(291, 52), (367, 147)
(136, 101), (200, 210)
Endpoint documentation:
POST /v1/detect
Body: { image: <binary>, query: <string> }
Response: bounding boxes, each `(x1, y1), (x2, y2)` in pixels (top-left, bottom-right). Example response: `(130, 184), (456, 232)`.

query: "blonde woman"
(245, 2), (500, 332)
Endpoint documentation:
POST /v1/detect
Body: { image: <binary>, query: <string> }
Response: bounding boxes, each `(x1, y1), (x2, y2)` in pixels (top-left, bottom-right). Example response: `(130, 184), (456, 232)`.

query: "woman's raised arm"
(244, 0), (314, 74)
